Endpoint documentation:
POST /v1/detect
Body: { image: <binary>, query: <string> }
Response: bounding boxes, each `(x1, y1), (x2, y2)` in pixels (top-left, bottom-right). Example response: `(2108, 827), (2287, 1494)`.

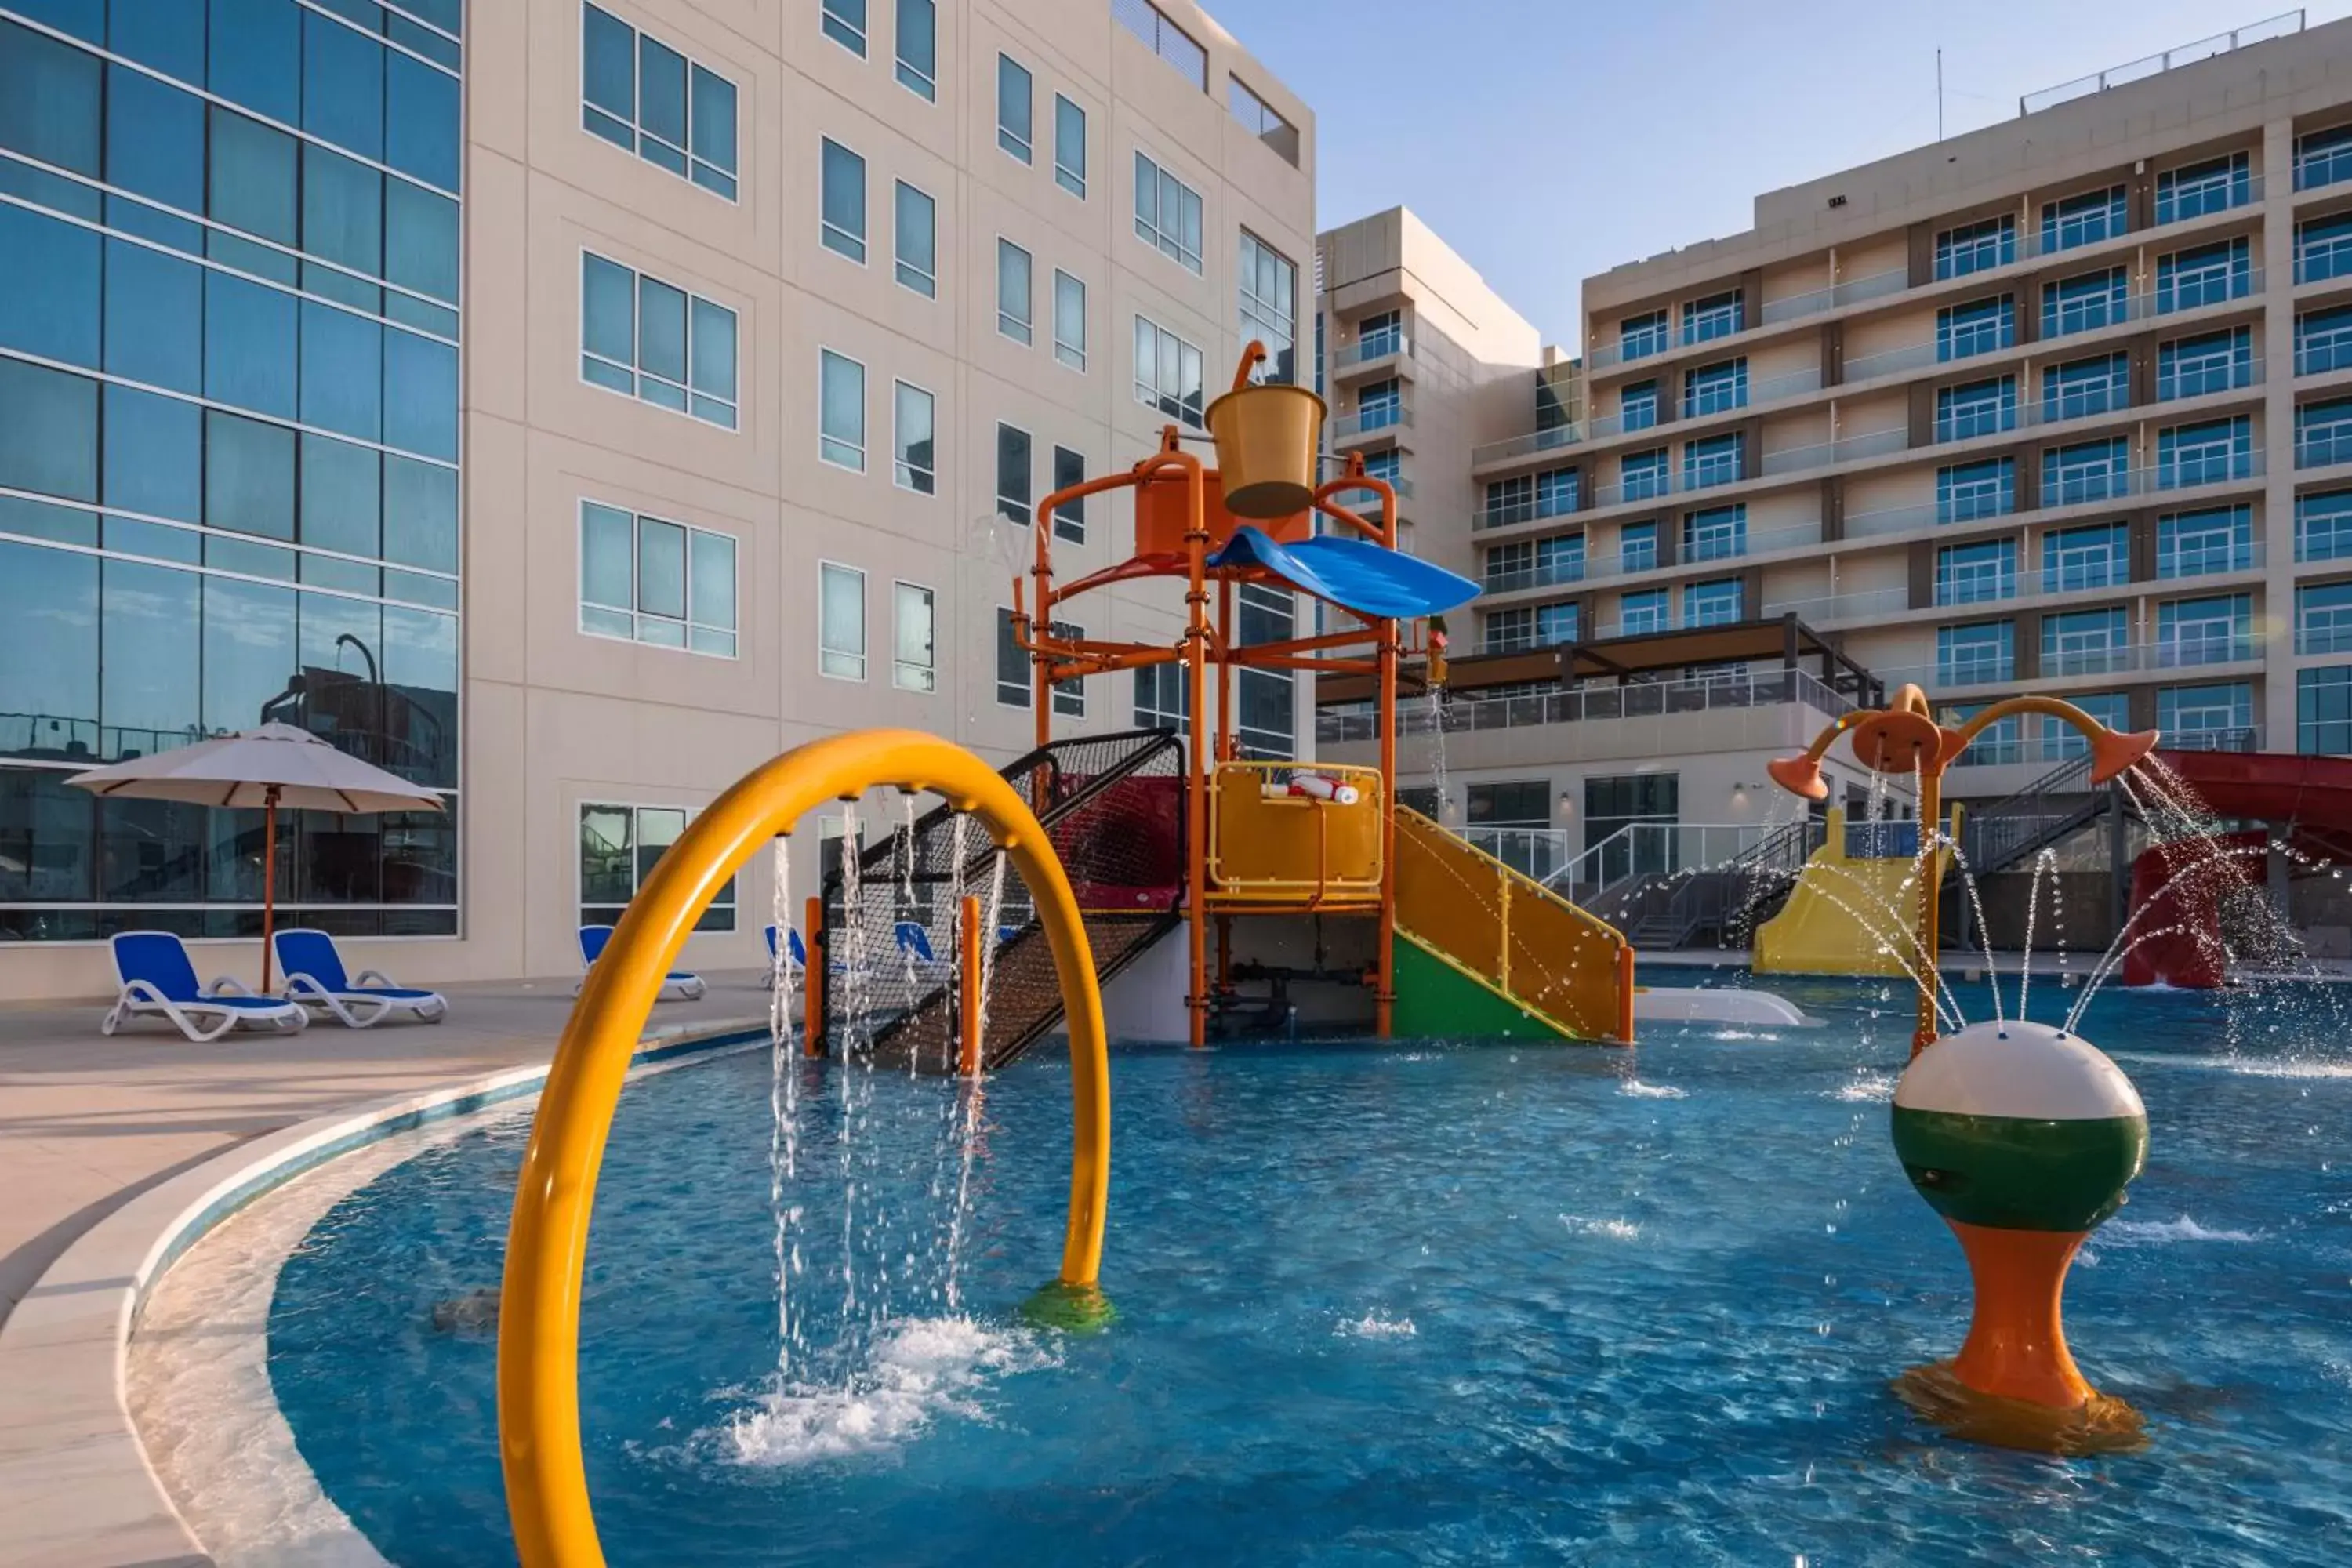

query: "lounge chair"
(100, 931), (309, 1042)
(762, 924), (808, 988)
(274, 928), (448, 1027)
(577, 924), (706, 1000)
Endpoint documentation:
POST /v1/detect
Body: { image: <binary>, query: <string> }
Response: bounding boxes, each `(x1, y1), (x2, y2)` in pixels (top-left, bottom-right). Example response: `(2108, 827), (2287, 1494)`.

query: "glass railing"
(1756, 267), (1908, 326)
(1758, 586), (1912, 622)
(1331, 405), (1413, 439)
(1470, 423), (1584, 466)
(2297, 620), (2352, 655)
(2296, 238), (2352, 285)
(1949, 726), (2262, 769)
(1332, 333), (1410, 371)
(2038, 269), (2267, 342)
(2299, 142), (2352, 192)
(1879, 636), (2261, 691)
(2157, 356), (2262, 400)
(2296, 426), (2352, 469)
(1482, 556), (1586, 593)
(1847, 457), (2270, 536)
(2296, 328), (2352, 376)
(1312, 667), (1859, 745)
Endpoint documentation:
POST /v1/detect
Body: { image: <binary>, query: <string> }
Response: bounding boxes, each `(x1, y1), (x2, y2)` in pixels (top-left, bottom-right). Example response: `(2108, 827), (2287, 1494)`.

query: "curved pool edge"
(0, 1016), (770, 1568)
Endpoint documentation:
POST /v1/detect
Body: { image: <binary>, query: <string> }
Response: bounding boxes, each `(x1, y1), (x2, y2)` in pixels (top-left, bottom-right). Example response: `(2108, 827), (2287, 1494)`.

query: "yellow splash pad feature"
(1753, 804), (1959, 980)
(495, 730), (1111, 1568)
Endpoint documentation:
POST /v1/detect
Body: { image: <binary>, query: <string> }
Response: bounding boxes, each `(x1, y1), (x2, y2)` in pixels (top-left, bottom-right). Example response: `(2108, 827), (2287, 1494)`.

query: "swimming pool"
(266, 975), (2352, 1566)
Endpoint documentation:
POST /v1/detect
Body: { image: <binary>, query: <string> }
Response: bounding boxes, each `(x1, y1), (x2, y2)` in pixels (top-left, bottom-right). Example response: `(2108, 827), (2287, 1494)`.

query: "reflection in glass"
(0, 203), (100, 367)
(101, 558), (200, 760)
(0, 769), (96, 902)
(103, 239), (202, 394)
(103, 385), (202, 523)
(205, 270), (299, 418)
(383, 605), (458, 787)
(208, 106), (298, 245)
(0, 358), (98, 503)
(0, 541), (100, 763)
(205, 410), (296, 538)
(383, 454), (457, 572)
(300, 432), (382, 557)
(202, 575), (297, 737)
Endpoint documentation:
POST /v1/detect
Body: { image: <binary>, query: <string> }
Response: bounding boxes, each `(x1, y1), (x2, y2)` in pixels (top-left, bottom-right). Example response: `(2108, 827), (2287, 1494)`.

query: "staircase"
(815, 729), (1187, 1073)
(1942, 750), (2134, 949)
(1606, 818), (1823, 950)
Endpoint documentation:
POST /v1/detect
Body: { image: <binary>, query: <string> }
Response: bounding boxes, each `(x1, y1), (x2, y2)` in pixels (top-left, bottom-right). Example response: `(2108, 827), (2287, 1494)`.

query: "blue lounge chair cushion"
(579, 924), (698, 982)
(112, 931), (208, 1003)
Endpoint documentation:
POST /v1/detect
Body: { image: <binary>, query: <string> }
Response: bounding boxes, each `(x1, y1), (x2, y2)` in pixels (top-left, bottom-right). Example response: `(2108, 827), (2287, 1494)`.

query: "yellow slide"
(1754, 804), (1958, 978)
(1391, 808), (1634, 1044)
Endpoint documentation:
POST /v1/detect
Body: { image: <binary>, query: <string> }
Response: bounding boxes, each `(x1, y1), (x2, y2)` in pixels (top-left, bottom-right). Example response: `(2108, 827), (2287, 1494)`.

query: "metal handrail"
(1316, 668), (1858, 746)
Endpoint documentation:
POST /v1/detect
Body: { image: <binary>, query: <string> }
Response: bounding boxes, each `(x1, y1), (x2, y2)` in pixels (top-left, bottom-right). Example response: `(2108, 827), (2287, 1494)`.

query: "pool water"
(267, 975), (2352, 1566)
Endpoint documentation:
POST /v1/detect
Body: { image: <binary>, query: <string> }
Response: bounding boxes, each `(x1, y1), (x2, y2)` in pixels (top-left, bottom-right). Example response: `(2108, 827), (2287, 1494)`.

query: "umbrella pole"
(262, 786), (279, 992)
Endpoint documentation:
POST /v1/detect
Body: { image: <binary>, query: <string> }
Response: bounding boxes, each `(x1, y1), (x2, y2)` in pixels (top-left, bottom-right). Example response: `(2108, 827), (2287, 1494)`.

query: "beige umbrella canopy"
(67, 724), (445, 989)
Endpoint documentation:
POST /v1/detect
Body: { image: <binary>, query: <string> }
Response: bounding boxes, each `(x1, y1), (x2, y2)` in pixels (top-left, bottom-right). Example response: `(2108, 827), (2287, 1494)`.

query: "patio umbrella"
(67, 723), (445, 989)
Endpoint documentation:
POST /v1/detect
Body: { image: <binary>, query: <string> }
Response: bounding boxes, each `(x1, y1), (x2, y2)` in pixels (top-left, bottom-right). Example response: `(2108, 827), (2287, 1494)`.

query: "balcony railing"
(1757, 267), (1911, 327)
(2296, 619), (2352, 655)
(1759, 586), (1913, 622)
(2299, 141), (2352, 193)
(1331, 333), (1410, 372)
(2296, 425), (2352, 468)
(2296, 239), (2352, 285)
(1482, 518), (1830, 591)
(1841, 452), (2266, 540)
(1471, 423), (1584, 466)
(2296, 327), (2352, 376)
(2038, 268), (2265, 341)
(1330, 405), (1413, 439)
(1947, 725), (2261, 769)
(2156, 356), (2263, 400)
(1878, 635), (2260, 691)
(1314, 667), (1860, 745)
(2019, 13), (2302, 116)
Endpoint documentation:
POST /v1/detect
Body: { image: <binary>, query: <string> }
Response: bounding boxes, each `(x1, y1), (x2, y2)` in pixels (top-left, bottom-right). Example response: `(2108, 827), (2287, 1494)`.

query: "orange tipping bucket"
(1203, 381), (1326, 518)
(1134, 470), (1307, 557)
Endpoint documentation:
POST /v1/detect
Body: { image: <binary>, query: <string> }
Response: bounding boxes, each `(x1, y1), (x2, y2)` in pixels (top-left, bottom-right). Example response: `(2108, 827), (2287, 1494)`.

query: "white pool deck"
(3, 949), (2344, 1566)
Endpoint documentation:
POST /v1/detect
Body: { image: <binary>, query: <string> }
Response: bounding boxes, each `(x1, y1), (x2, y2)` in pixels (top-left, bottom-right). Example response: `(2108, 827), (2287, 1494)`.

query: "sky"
(1210, 0), (2352, 347)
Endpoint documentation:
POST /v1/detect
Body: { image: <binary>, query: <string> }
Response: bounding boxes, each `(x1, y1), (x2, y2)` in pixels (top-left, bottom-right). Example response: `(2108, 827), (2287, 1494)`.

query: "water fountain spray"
(1768, 686), (2157, 1451)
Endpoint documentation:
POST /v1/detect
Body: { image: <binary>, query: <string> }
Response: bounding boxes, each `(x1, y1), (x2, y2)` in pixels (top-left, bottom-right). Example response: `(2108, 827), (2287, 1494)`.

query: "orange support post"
(802, 894), (825, 1058)
(1617, 940), (1637, 1046)
(1183, 457), (1211, 1050)
(957, 893), (983, 1076)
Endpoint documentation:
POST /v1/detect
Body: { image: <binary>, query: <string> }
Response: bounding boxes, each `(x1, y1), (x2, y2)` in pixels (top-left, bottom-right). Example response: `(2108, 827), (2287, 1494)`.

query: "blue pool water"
(267, 975), (2352, 1566)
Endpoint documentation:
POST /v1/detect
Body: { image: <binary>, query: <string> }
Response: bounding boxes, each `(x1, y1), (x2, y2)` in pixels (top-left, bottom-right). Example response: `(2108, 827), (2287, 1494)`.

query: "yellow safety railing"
(1204, 760), (1385, 902)
(1393, 808), (1634, 1043)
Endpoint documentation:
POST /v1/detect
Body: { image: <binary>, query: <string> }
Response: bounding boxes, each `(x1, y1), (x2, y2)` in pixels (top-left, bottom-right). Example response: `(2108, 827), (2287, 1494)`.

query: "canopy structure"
(68, 723), (445, 988)
(1204, 526), (1480, 619)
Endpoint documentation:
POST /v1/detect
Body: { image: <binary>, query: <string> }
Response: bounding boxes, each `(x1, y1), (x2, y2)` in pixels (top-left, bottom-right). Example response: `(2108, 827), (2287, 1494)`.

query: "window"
(1359, 310), (1404, 360)
(1487, 536), (1584, 590)
(2160, 682), (2252, 742)
(1682, 504), (1745, 562)
(2039, 186), (2125, 253)
(2044, 353), (2128, 420)
(1537, 601), (1580, 645)
(581, 804), (734, 931)
(1584, 774), (1679, 884)
(821, 0), (866, 54)
(894, 181), (936, 297)
(1051, 619), (1087, 717)
(997, 53), (1032, 162)
(2158, 416), (2251, 488)
(2042, 608), (2128, 677)
(578, 503), (738, 657)
(1618, 521), (1659, 572)
(1621, 587), (1668, 634)
(1134, 316), (1206, 428)
(891, 380), (934, 494)
(1938, 621), (2015, 686)
(893, 581), (935, 691)
(1228, 75), (1299, 165)
(820, 138), (866, 263)
(1485, 476), (1535, 528)
(2300, 304), (2352, 376)
(895, 0), (935, 99)
(991, 423), (1033, 525)
(1936, 376), (2016, 442)
(1113, 0), (1207, 88)
(818, 562), (866, 679)
(1535, 468), (1578, 518)
(1620, 311), (1668, 361)
(1936, 538), (2016, 607)
(996, 608), (1030, 706)
(1235, 584), (1295, 757)
(2300, 582), (2352, 657)
(2299, 490), (2352, 562)
(1622, 448), (1668, 502)
(581, 253), (739, 429)
(997, 238), (1033, 344)
(2159, 327), (2252, 400)
(2158, 237), (2251, 310)
(1682, 291), (1741, 345)
(2043, 521), (2128, 593)
(2160, 506), (2252, 578)
(1134, 664), (1188, 728)
(2042, 437), (2128, 508)
(2156, 152), (2249, 223)
(1947, 702), (2022, 765)
(2299, 667), (2352, 753)
(1938, 296), (2013, 361)
(582, 5), (739, 199)
(1240, 232), (1298, 383)
(2299, 397), (2352, 470)
(2297, 123), (2352, 192)
(1054, 95), (1086, 198)
(818, 349), (865, 470)
(2157, 594), (2251, 666)
(2042, 267), (2127, 338)
(1938, 457), (2015, 523)
(1936, 215), (2015, 280)
(1686, 579), (1742, 627)
(1053, 270), (1087, 372)
(1052, 447), (1086, 544)
(1483, 607), (1535, 654)
(1683, 359), (1747, 417)
(1134, 151), (1204, 274)
(1621, 380), (1658, 432)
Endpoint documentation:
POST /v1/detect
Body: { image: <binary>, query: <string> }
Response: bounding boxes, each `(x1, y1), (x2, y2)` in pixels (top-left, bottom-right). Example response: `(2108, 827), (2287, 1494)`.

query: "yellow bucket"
(1203, 382), (1326, 519)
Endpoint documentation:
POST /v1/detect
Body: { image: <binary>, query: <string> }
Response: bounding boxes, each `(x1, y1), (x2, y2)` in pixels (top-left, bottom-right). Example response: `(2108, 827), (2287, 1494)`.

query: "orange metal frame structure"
(1011, 345), (1407, 1048)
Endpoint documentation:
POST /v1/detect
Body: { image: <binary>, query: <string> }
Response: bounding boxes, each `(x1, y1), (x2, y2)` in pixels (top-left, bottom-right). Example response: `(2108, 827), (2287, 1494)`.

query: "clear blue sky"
(1212, 0), (2350, 346)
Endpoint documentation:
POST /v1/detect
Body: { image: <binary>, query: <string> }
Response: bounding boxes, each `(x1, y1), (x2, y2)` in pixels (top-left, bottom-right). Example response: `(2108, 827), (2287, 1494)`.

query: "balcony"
(1842, 452), (2266, 541)
(1947, 724), (2262, 771)
(1879, 635), (2261, 691)
(2036, 268), (2265, 342)
(1470, 423), (1586, 467)
(2296, 325), (2352, 377)
(2296, 238), (2352, 286)
(1759, 586), (1913, 623)
(1330, 332), (1412, 378)
(2296, 422), (2352, 469)
(1312, 666), (1859, 746)
(1330, 404), (1413, 445)
(2296, 619), (2352, 656)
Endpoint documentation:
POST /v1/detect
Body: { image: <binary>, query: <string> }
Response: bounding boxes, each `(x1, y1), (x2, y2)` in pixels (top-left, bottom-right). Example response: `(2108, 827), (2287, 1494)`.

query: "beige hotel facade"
(0, 0), (1313, 1000)
(1317, 14), (2352, 874)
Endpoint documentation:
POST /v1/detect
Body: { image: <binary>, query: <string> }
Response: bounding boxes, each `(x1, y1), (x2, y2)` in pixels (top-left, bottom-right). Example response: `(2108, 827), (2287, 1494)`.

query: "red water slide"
(2119, 749), (2352, 987)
